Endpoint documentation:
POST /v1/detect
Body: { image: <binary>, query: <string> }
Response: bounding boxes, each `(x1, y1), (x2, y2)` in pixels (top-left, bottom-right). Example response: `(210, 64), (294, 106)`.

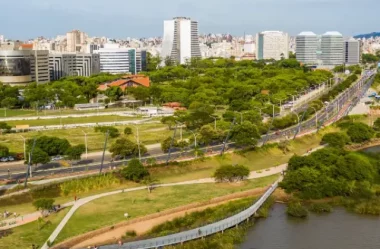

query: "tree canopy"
(120, 158), (150, 182)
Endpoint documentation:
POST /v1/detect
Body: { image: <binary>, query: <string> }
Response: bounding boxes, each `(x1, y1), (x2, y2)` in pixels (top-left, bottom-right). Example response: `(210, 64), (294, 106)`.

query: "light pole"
(273, 98), (285, 116)
(81, 130), (88, 159)
(268, 104), (275, 119)
(176, 121), (184, 141)
(134, 123), (141, 161)
(19, 135), (26, 160)
(190, 130), (199, 158)
(209, 115), (217, 130)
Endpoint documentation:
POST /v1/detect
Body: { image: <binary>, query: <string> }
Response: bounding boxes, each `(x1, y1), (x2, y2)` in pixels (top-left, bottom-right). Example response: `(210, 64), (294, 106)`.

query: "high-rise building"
(94, 45), (146, 75)
(255, 31), (289, 60)
(161, 17), (201, 65)
(296, 32), (318, 65)
(31, 50), (50, 84)
(321, 32), (344, 66)
(49, 53), (100, 81)
(344, 38), (360, 65)
(66, 30), (87, 53)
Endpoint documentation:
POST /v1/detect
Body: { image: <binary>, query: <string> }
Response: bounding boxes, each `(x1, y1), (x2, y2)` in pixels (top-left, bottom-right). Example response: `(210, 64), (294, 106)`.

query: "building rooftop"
(298, 31), (316, 36)
(323, 31), (343, 36)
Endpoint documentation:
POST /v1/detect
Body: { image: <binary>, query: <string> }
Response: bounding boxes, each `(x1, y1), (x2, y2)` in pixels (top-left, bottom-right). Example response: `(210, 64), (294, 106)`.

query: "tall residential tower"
(161, 17), (201, 65)
(255, 31), (289, 60)
(296, 32), (318, 65)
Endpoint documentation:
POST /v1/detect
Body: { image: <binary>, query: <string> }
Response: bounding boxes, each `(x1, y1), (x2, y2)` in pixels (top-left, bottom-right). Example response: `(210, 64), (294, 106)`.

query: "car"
(0, 157), (9, 162)
(7, 156), (14, 161)
(51, 156), (64, 161)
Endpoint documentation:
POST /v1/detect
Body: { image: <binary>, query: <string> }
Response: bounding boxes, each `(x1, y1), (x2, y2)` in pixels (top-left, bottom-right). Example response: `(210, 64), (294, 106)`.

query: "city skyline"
(1, 0), (379, 40)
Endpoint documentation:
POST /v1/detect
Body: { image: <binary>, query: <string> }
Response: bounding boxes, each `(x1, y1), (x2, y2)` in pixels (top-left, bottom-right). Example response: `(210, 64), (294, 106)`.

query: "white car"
(51, 156), (64, 161)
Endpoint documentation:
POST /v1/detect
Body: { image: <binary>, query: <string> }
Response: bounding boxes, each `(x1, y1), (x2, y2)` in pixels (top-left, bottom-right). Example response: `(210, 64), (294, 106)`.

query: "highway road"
(0, 71), (375, 182)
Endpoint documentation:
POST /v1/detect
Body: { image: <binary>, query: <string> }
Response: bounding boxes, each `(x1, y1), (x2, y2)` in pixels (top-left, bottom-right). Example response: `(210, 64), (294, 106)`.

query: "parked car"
(0, 157), (9, 162)
(51, 156), (64, 161)
(7, 156), (14, 161)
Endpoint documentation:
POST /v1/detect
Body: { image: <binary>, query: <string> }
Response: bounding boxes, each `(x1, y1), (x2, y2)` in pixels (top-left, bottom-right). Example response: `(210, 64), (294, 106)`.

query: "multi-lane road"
(0, 71), (375, 182)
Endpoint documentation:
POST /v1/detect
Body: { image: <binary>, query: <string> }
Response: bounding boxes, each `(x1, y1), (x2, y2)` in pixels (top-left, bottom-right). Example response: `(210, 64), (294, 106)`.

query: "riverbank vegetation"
(280, 121), (380, 216)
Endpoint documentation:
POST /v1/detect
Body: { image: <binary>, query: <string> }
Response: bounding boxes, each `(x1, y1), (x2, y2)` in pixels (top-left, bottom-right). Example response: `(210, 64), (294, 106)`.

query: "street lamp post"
(190, 130), (199, 158)
(134, 124), (141, 161)
(310, 107), (318, 129)
(176, 121), (184, 141)
(19, 135), (26, 160)
(209, 116), (217, 130)
(81, 130), (88, 159)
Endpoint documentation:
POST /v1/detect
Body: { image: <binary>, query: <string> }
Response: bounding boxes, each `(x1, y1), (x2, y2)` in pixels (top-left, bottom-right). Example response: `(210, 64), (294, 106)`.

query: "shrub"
(33, 198), (54, 211)
(109, 138), (147, 158)
(125, 230), (137, 237)
(321, 132), (351, 147)
(120, 159), (150, 182)
(346, 123), (375, 143)
(124, 127), (133, 135)
(213, 164), (250, 182)
(308, 203), (332, 213)
(60, 174), (120, 196)
(286, 202), (308, 218)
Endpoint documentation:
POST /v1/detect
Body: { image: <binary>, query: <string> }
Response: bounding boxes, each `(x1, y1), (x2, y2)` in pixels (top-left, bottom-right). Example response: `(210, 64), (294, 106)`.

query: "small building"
(136, 106), (174, 116)
(97, 75), (150, 92)
(74, 103), (105, 111)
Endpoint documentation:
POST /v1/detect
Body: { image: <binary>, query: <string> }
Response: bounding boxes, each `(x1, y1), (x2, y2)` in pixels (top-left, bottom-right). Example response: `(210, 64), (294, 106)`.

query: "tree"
(120, 158), (150, 182)
(142, 176), (160, 193)
(231, 121), (260, 147)
(214, 164), (250, 182)
(0, 145), (9, 157)
(27, 136), (71, 156)
(94, 126), (120, 138)
(105, 86), (123, 102)
(129, 87), (151, 103)
(161, 136), (178, 153)
(287, 155), (318, 171)
(26, 147), (50, 165)
(199, 125), (216, 146)
(1, 97), (17, 109)
(373, 118), (380, 131)
(0, 122), (11, 134)
(124, 127), (133, 135)
(161, 116), (176, 130)
(346, 123), (375, 143)
(33, 198), (54, 213)
(321, 132), (351, 147)
(336, 153), (375, 182)
(146, 52), (162, 71)
(109, 138), (147, 158)
(66, 144), (86, 161)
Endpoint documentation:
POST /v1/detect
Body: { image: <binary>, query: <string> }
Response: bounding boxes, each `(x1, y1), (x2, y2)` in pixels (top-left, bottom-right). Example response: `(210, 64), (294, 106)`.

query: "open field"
(1, 107), (134, 118)
(0, 123), (175, 153)
(0, 208), (70, 249)
(5, 115), (141, 127)
(55, 175), (279, 244)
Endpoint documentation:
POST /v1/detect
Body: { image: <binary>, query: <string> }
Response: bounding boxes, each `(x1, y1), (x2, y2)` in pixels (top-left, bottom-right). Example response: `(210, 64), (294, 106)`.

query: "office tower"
(296, 32), (318, 65)
(136, 50), (147, 72)
(31, 50), (50, 83)
(255, 31), (289, 60)
(243, 35), (255, 54)
(344, 38), (360, 65)
(66, 30), (87, 52)
(0, 50), (32, 85)
(321, 32), (344, 66)
(49, 53), (100, 81)
(161, 17), (201, 65)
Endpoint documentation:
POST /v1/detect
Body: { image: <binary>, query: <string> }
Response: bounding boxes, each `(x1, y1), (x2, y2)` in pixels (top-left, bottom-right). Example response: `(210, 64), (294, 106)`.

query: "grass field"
(0, 208), (70, 249)
(1, 107), (134, 118)
(55, 175), (279, 244)
(5, 115), (141, 127)
(0, 123), (173, 153)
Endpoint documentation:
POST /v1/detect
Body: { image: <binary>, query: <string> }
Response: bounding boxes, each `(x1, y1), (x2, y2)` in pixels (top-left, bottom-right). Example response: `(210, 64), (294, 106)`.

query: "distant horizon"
(0, 0), (379, 40)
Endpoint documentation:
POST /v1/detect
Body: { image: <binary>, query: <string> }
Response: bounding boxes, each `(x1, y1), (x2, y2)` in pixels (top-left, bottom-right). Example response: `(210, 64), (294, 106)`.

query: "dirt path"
(61, 188), (266, 249)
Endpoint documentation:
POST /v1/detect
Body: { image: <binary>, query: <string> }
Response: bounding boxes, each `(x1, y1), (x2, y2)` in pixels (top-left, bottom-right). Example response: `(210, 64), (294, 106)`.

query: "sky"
(1, 0), (379, 40)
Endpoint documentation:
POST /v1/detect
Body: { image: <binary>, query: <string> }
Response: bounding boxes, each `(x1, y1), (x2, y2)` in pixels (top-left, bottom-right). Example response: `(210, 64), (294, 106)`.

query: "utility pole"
(24, 138), (36, 188)
(99, 130), (109, 174)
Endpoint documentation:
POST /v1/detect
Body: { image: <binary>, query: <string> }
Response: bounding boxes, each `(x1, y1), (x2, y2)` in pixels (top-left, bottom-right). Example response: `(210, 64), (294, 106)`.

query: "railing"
(101, 179), (280, 249)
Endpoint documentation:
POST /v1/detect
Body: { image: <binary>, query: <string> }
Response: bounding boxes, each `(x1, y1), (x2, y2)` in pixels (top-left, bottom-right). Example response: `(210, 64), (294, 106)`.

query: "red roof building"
(98, 75), (150, 91)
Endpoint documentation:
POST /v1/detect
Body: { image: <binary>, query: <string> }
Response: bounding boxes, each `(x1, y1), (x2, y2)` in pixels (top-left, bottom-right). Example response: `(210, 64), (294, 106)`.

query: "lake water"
(239, 204), (380, 249)
(362, 145), (380, 154)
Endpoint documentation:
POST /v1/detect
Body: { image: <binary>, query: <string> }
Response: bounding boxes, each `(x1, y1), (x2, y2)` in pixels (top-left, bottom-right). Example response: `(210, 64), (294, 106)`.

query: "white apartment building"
(296, 32), (318, 65)
(30, 50), (50, 83)
(256, 31), (289, 60)
(161, 17), (201, 64)
(66, 30), (88, 53)
(321, 32), (344, 66)
(95, 45), (136, 74)
(344, 38), (360, 65)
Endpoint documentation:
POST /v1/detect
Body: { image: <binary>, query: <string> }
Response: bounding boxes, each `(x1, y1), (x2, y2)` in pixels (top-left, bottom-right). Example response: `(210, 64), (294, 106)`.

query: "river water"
(362, 145), (380, 153)
(240, 204), (380, 249)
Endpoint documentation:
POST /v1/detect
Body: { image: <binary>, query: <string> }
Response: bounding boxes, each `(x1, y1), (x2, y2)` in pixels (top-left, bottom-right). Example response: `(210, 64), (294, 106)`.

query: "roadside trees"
(120, 158), (150, 182)
(66, 144), (86, 161)
(109, 138), (147, 158)
(124, 127), (133, 135)
(346, 123), (375, 143)
(230, 121), (260, 147)
(94, 126), (120, 138)
(26, 148), (50, 166)
(33, 198), (55, 216)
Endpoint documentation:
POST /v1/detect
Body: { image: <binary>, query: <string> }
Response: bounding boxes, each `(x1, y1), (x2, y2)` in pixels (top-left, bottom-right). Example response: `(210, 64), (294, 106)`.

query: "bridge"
(101, 178), (281, 249)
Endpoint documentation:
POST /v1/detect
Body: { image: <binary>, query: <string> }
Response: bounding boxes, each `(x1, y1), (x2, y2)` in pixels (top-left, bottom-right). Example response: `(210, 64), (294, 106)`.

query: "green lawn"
(0, 123), (171, 153)
(55, 175), (279, 244)
(2, 107), (134, 118)
(0, 208), (70, 249)
(5, 115), (140, 127)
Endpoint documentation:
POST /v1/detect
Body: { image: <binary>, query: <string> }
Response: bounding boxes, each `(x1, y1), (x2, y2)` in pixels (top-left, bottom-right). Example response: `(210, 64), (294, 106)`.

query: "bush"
(109, 138), (147, 158)
(286, 202), (308, 218)
(321, 132), (351, 147)
(213, 164), (250, 182)
(346, 123), (375, 143)
(120, 159), (150, 182)
(125, 230), (137, 237)
(33, 198), (54, 211)
(308, 203), (332, 213)
(94, 126), (120, 138)
(124, 127), (133, 135)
